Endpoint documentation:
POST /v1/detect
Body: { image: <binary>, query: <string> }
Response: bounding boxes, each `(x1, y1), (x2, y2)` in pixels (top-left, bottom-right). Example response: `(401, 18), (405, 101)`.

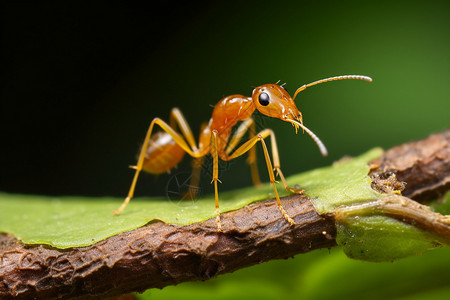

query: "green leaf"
(430, 190), (450, 215)
(336, 215), (440, 262)
(0, 191), (273, 249)
(1, 148), (381, 249)
(287, 148), (383, 213)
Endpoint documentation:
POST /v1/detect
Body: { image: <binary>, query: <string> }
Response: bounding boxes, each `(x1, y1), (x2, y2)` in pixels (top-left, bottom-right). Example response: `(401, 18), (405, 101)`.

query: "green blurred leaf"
(336, 215), (440, 262)
(298, 247), (450, 300)
(430, 190), (450, 215)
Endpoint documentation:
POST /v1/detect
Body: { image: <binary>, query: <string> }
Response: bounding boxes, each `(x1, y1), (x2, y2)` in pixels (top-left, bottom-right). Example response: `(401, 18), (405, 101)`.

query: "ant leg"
(211, 130), (223, 232)
(169, 108), (204, 200)
(225, 118), (261, 187)
(225, 129), (295, 225)
(169, 108), (199, 152)
(183, 120), (213, 199)
(247, 119), (262, 187)
(227, 124), (301, 194)
(182, 156), (204, 200)
(266, 130), (304, 195)
(275, 169), (304, 194)
(113, 118), (202, 215)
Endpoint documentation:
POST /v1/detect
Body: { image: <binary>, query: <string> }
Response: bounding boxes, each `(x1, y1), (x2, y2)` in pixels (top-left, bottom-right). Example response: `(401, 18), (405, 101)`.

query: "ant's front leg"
(225, 129), (295, 226)
(264, 130), (305, 195)
(275, 168), (305, 195)
(225, 118), (262, 187)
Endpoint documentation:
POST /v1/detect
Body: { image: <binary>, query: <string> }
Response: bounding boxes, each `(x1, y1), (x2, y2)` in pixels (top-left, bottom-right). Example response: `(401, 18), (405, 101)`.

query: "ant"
(113, 75), (372, 231)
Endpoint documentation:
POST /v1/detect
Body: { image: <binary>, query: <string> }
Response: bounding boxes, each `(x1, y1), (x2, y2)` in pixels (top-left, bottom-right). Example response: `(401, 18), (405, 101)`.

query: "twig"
(1, 129), (449, 299)
(334, 194), (450, 246)
(0, 196), (336, 300)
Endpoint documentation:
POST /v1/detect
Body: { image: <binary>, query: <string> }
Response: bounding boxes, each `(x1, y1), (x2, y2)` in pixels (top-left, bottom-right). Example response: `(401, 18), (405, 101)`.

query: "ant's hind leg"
(170, 108), (199, 152)
(113, 118), (201, 215)
(112, 121), (159, 215)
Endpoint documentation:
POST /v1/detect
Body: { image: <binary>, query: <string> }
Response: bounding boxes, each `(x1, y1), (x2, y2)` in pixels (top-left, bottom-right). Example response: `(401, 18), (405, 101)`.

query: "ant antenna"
(292, 75), (372, 100)
(287, 119), (328, 156)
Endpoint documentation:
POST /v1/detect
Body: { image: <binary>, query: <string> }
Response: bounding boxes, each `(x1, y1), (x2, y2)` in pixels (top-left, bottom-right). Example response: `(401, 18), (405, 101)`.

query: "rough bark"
(369, 129), (450, 200)
(1, 129), (449, 299)
(0, 196), (336, 300)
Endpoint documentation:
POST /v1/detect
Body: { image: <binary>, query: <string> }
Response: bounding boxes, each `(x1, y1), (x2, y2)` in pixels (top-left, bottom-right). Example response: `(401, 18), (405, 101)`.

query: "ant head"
(250, 75), (372, 157)
(252, 83), (327, 156)
(252, 84), (303, 124)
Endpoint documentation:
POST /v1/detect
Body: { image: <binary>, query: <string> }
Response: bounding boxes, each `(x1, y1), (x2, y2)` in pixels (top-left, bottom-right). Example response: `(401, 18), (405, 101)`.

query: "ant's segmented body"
(113, 75), (372, 231)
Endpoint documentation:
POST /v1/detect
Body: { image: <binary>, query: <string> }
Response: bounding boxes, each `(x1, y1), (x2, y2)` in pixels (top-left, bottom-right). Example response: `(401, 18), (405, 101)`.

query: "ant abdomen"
(142, 131), (185, 174)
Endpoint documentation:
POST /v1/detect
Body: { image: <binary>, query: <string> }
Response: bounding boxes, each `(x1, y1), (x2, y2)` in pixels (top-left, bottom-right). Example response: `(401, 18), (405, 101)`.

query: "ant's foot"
(216, 215), (223, 232)
(112, 208), (122, 215)
(112, 197), (130, 215)
(286, 184), (305, 195)
(285, 215), (295, 226)
(279, 205), (295, 226)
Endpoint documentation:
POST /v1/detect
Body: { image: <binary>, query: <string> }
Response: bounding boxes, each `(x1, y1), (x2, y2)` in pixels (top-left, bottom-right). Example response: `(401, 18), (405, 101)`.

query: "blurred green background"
(1, 0), (449, 299)
(2, 0), (449, 198)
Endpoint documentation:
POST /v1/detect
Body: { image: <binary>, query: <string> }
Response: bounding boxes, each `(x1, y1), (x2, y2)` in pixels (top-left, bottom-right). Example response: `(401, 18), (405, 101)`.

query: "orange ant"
(113, 75), (372, 231)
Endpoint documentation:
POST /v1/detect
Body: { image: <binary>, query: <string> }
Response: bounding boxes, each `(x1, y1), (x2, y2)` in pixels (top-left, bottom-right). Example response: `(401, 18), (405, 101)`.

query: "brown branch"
(369, 129), (450, 201)
(0, 196), (336, 300)
(1, 129), (449, 299)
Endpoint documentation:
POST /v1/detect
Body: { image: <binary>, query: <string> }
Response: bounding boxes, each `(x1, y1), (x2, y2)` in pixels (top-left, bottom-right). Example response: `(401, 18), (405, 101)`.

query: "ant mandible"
(113, 75), (372, 231)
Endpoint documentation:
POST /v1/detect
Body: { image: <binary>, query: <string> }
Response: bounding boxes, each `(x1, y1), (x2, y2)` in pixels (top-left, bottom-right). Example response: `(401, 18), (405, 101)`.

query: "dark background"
(1, 1), (449, 199)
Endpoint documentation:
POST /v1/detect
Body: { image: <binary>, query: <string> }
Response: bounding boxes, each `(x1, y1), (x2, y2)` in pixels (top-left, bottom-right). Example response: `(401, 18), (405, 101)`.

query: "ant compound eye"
(258, 92), (270, 106)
